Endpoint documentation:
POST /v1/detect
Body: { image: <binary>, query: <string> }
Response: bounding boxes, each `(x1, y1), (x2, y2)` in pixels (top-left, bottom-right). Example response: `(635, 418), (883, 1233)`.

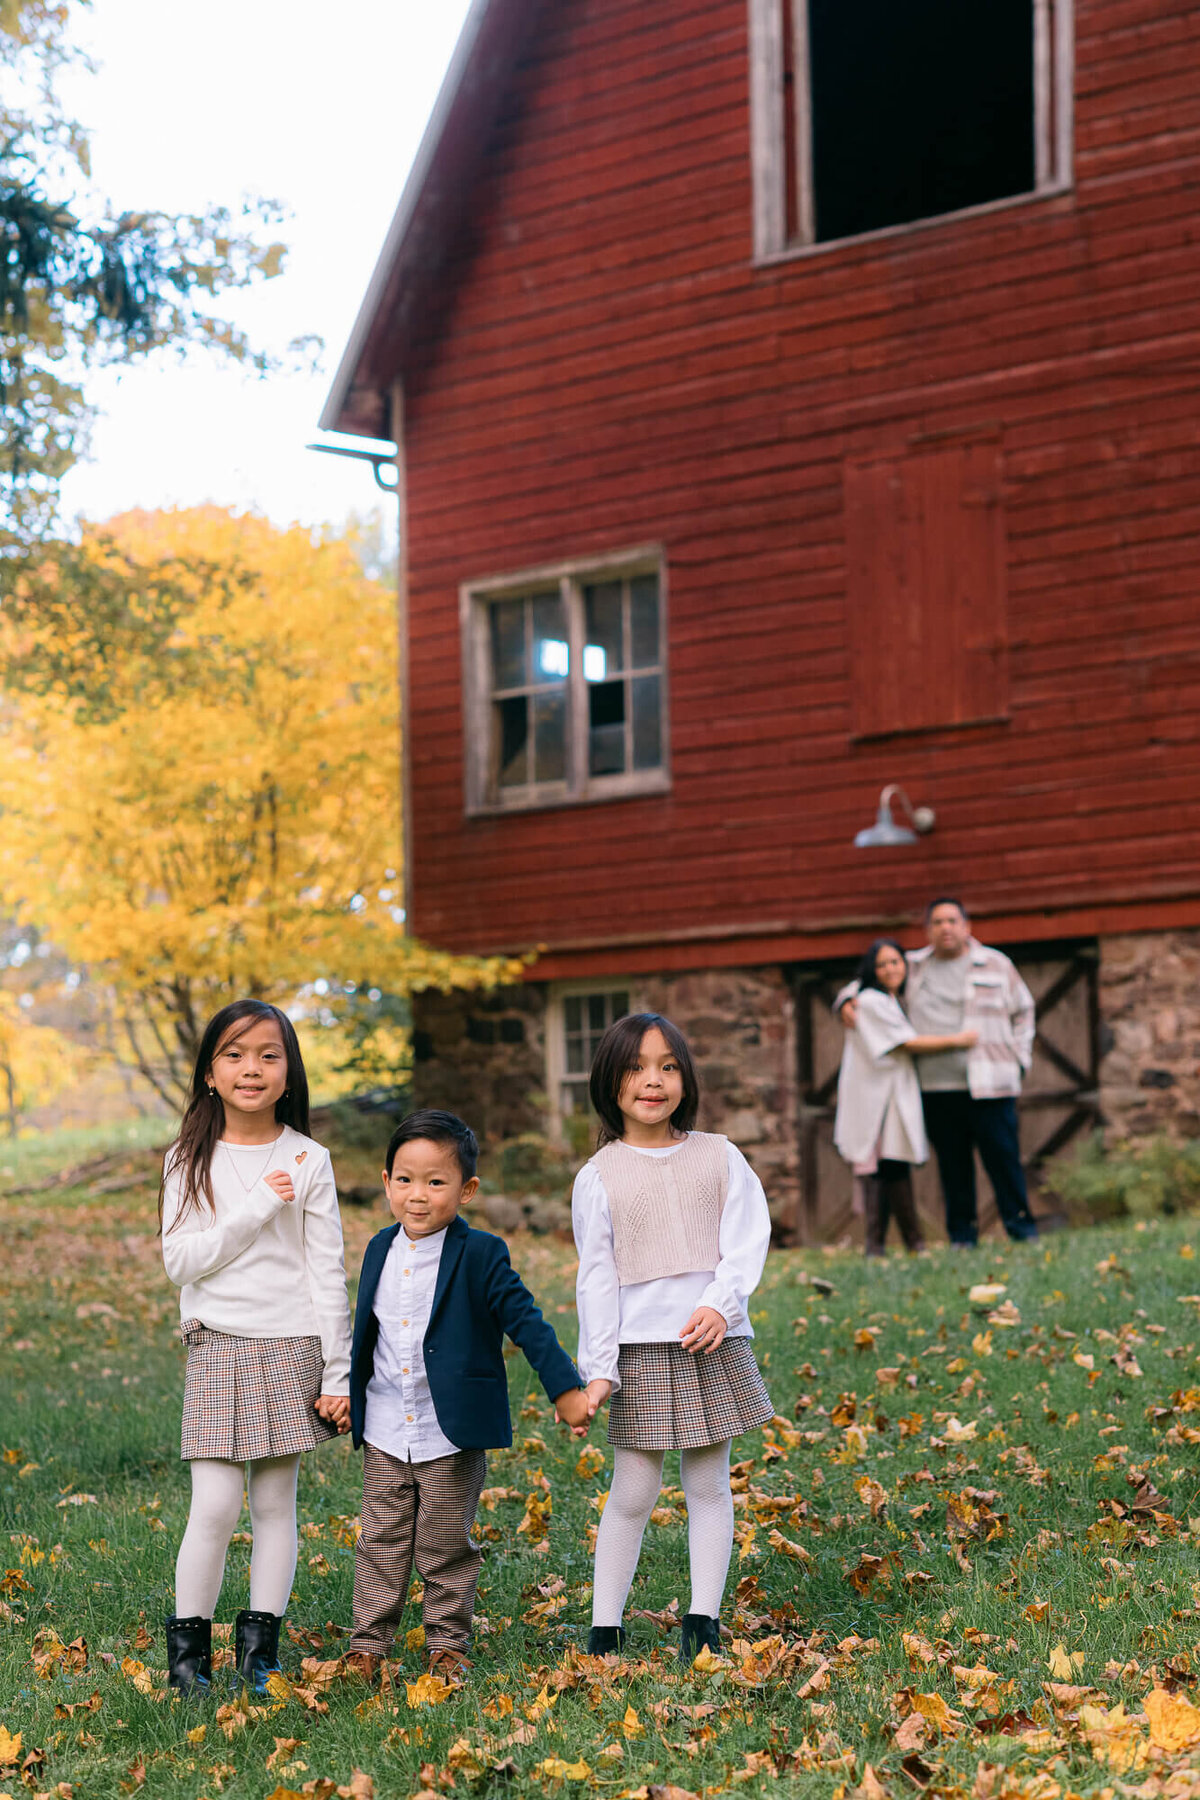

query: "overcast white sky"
(57, 0), (473, 533)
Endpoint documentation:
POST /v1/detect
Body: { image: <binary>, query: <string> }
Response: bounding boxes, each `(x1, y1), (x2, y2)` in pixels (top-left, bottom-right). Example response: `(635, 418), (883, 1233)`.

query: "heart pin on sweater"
(295, 1151), (307, 1165)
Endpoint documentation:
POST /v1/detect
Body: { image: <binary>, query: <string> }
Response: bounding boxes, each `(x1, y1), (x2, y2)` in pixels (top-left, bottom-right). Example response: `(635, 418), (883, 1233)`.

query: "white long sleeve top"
(363, 1226), (459, 1462)
(161, 1125), (353, 1395)
(572, 1137), (772, 1390)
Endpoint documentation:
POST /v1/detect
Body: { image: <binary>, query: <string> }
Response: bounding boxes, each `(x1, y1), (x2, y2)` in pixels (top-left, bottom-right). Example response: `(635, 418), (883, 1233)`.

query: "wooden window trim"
(749, 0), (1075, 263)
(461, 548), (670, 817)
(546, 979), (637, 1145)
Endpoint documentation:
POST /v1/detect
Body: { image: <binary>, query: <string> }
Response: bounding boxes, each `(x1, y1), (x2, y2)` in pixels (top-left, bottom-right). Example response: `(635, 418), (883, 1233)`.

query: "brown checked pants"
(350, 1442), (487, 1655)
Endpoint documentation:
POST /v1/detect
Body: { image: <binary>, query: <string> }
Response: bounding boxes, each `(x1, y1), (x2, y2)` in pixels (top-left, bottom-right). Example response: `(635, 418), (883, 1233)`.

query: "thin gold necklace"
(220, 1135), (281, 1194)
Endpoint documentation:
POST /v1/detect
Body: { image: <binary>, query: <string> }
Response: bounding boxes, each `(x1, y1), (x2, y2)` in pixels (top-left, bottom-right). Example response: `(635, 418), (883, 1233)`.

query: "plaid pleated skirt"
(179, 1319), (338, 1462)
(608, 1337), (774, 1451)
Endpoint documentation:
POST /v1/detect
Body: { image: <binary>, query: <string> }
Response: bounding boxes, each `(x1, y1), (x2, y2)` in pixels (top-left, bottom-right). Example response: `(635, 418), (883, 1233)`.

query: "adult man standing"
(841, 899), (1038, 1246)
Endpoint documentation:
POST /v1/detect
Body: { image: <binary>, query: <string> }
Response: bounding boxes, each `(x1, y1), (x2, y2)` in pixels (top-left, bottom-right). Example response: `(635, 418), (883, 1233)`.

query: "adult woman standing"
(834, 940), (977, 1256)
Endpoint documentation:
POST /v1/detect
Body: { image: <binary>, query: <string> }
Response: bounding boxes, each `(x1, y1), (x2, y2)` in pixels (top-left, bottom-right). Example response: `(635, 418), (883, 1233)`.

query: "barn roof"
(320, 0), (538, 439)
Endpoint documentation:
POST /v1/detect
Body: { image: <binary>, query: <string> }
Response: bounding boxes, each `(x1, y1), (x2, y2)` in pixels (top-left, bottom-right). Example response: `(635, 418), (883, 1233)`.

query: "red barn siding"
(395, 0), (1200, 963)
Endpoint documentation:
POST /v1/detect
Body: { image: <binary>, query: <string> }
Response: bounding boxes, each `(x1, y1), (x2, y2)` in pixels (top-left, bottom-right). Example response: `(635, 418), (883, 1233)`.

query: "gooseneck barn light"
(853, 784), (936, 849)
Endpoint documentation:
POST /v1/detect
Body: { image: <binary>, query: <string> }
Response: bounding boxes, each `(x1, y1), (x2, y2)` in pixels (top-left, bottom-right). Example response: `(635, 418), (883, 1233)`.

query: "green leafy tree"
(1, 0), (291, 542)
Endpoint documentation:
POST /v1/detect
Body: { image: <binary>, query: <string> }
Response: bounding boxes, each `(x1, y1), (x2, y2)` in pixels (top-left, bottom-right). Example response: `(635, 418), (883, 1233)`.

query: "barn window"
(548, 984), (632, 1129)
(749, 0), (1073, 258)
(843, 437), (1010, 738)
(462, 554), (669, 813)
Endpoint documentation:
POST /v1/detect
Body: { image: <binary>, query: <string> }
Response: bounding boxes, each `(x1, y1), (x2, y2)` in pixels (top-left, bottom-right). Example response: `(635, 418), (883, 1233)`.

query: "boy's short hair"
(385, 1109), (479, 1181)
(924, 894), (969, 921)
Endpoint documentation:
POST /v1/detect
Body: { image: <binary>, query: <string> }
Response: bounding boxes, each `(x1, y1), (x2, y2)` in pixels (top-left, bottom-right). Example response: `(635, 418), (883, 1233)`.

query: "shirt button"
(401, 1320), (408, 1326)
(406, 1415), (414, 1423)
(403, 1269), (411, 1276)
(402, 1368), (410, 1375)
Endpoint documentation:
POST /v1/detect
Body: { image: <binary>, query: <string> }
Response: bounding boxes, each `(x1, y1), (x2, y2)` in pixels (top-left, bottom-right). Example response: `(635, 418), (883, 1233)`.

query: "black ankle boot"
(586, 1624), (626, 1656)
(165, 1614), (212, 1696)
(234, 1608), (282, 1692)
(680, 1613), (721, 1661)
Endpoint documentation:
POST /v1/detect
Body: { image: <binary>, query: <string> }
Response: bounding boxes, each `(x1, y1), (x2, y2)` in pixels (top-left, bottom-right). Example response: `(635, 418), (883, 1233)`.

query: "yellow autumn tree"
(0, 991), (90, 1134)
(0, 506), (520, 1104)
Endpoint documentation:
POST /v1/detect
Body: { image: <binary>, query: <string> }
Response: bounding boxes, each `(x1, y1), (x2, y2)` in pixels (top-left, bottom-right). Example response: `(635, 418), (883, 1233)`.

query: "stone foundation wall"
(411, 965), (799, 1232)
(1099, 930), (1200, 1139)
(411, 984), (549, 1148)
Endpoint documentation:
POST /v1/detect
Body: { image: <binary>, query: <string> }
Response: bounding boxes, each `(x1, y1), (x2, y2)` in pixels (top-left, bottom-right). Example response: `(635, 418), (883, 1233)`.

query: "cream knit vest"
(593, 1132), (729, 1287)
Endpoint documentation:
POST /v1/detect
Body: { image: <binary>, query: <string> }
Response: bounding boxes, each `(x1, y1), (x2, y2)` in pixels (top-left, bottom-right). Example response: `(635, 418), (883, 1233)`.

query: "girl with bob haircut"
(571, 1011), (773, 1662)
(159, 999), (352, 1699)
(833, 938), (977, 1256)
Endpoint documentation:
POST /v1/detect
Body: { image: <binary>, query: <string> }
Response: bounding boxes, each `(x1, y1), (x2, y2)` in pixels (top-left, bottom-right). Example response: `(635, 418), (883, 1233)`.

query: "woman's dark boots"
(859, 1176), (887, 1257)
(165, 1614), (212, 1697)
(680, 1613), (721, 1660)
(234, 1608), (283, 1692)
(586, 1624), (626, 1656)
(880, 1165), (926, 1253)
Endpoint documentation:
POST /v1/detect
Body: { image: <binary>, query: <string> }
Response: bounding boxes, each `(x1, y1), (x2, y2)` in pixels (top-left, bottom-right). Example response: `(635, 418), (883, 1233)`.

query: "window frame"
(749, 0), (1075, 263)
(545, 979), (637, 1142)
(461, 547), (670, 816)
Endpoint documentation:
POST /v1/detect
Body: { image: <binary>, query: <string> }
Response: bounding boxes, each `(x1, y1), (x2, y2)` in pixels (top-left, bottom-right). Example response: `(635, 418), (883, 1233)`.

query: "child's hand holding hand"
(584, 1379), (612, 1418)
(315, 1394), (351, 1434)
(554, 1387), (592, 1436)
(264, 1169), (296, 1204)
(680, 1306), (728, 1355)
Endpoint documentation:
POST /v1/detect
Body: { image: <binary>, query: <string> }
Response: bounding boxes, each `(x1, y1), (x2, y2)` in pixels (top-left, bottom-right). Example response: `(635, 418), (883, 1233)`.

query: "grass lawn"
(4, 1176), (1200, 1800)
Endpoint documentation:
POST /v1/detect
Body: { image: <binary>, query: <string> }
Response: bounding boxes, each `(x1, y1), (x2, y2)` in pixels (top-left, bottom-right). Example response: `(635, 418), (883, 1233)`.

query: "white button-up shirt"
(363, 1226), (460, 1462)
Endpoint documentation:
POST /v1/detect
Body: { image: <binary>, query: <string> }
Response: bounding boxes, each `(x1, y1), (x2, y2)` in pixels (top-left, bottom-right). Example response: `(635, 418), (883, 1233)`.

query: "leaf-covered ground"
(5, 1182), (1200, 1800)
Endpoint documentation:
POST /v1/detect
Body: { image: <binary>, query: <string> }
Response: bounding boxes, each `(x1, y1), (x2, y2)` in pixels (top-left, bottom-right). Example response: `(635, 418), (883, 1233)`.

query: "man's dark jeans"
(920, 1091), (1038, 1246)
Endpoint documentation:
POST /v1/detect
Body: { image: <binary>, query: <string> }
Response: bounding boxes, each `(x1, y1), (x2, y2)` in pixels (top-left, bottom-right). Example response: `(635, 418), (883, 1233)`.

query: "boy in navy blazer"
(345, 1109), (589, 1685)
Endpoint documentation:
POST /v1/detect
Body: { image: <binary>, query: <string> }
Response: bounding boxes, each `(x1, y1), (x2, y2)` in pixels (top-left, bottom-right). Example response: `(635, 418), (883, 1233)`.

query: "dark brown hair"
(856, 937), (909, 997)
(386, 1109), (478, 1180)
(160, 999), (311, 1231)
(588, 1011), (700, 1148)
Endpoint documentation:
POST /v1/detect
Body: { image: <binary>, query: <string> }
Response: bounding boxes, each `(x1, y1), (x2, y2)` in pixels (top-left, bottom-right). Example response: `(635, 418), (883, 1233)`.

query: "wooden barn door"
(789, 940), (1101, 1245)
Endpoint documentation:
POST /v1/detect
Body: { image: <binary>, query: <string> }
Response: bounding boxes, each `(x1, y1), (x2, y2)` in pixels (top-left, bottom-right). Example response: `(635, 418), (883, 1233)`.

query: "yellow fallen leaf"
(767, 1527), (813, 1562)
(405, 1673), (454, 1707)
(621, 1704), (645, 1740)
(575, 1445), (605, 1479)
(690, 1644), (726, 1671)
(1146, 1686), (1200, 1752)
(942, 1417), (977, 1443)
(968, 1283), (1006, 1306)
(446, 1739), (489, 1776)
(405, 1625), (426, 1652)
(1023, 1599), (1050, 1623)
(1047, 1644), (1085, 1680)
(120, 1656), (157, 1695)
(533, 1757), (591, 1781)
(971, 1331), (993, 1357)
(186, 1724), (206, 1745)
(0, 1726), (21, 1763)
(852, 1764), (890, 1800)
(909, 1692), (962, 1737)
(1073, 1351), (1095, 1371)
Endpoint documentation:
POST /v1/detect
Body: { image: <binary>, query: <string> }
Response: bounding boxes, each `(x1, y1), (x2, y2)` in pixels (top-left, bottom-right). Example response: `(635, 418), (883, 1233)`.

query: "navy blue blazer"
(349, 1214), (580, 1452)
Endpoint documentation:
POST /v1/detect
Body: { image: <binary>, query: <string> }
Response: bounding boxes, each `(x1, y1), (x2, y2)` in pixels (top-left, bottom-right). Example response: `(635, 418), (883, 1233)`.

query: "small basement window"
(462, 553), (669, 813)
(548, 985), (632, 1131)
(750, 0), (1073, 256)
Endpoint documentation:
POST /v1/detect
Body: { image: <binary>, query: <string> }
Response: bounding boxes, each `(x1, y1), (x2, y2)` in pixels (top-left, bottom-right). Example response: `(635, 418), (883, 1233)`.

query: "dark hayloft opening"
(808, 0), (1035, 243)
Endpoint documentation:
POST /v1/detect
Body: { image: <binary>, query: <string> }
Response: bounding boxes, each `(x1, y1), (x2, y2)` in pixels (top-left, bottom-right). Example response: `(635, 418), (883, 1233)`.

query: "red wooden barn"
(323, 0), (1200, 1239)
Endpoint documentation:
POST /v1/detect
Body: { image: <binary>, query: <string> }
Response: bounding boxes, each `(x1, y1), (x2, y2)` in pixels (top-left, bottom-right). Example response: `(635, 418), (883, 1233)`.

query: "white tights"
(174, 1455), (300, 1618)
(591, 1440), (734, 1626)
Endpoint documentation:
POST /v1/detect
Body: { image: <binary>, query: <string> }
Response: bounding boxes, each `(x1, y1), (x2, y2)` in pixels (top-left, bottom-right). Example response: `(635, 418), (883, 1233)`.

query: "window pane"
(632, 674), (662, 771)
(588, 680), (626, 775)
(533, 689), (566, 784)
(611, 991), (629, 1022)
(494, 695), (528, 787)
(588, 994), (607, 1033)
(564, 996), (582, 1034)
(491, 599), (526, 691)
(630, 575), (660, 668)
(565, 1034), (587, 1075)
(584, 581), (625, 682)
(808, 0), (1035, 243)
(531, 592), (568, 683)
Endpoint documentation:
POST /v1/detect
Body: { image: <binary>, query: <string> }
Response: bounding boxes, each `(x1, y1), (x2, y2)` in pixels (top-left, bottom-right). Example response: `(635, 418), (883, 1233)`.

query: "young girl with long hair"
(160, 999), (352, 1697)
(571, 1012), (773, 1660)
(833, 938), (977, 1256)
